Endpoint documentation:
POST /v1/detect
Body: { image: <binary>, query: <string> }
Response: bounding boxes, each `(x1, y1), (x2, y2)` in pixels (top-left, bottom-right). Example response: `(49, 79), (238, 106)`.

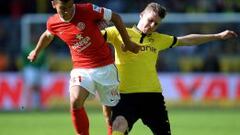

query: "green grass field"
(0, 107), (240, 135)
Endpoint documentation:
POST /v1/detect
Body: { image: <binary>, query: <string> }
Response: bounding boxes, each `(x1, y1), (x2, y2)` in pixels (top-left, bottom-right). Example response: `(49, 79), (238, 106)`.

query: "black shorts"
(111, 92), (171, 135)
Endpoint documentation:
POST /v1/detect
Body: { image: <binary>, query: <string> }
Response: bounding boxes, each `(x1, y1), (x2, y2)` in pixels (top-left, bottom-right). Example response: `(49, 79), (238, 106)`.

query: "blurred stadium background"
(0, 0), (240, 135)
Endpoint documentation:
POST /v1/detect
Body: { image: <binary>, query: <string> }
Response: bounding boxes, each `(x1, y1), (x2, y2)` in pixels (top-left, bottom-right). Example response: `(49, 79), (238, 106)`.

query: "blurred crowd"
(0, 0), (240, 73)
(1, 0), (240, 17)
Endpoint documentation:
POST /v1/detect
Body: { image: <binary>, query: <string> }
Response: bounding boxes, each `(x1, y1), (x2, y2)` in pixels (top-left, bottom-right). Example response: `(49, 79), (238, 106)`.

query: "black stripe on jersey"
(169, 36), (177, 48)
(139, 33), (147, 43)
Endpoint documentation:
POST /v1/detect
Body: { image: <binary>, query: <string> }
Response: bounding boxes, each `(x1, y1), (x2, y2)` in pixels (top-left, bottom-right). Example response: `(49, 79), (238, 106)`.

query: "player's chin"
(61, 13), (70, 19)
(63, 15), (70, 20)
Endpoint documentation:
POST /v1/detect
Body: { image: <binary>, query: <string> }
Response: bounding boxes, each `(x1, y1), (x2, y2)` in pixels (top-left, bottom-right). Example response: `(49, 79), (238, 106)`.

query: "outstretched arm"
(27, 30), (54, 62)
(177, 30), (238, 46)
(110, 12), (140, 53)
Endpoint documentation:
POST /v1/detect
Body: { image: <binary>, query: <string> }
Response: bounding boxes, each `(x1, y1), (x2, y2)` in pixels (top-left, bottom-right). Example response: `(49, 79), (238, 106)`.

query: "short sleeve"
(46, 17), (55, 36)
(169, 36), (178, 48)
(155, 34), (177, 51)
(87, 4), (112, 21)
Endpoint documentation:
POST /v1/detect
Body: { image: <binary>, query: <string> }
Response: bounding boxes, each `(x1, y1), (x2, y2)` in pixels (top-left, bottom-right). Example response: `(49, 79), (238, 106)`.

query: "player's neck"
(134, 25), (149, 35)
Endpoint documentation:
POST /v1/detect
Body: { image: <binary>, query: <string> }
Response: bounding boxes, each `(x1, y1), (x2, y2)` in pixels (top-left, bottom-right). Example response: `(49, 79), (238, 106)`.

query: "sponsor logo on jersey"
(72, 34), (92, 52)
(140, 46), (157, 53)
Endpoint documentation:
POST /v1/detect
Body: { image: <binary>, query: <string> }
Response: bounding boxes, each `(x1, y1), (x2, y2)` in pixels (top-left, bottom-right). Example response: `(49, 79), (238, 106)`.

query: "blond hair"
(143, 2), (166, 19)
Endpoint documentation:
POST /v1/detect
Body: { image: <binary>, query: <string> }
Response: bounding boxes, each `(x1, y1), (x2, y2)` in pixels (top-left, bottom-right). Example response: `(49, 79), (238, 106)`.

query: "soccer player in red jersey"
(27, 0), (140, 135)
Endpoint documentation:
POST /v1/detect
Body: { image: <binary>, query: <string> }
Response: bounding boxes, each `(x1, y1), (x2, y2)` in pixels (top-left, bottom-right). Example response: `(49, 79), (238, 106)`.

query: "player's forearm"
(34, 31), (53, 54)
(177, 34), (219, 46)
(111, 12), (131, 47)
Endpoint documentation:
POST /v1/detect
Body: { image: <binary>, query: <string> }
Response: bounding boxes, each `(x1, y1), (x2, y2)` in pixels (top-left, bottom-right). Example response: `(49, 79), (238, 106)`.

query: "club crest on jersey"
(77, 22), (85, 31)
(93, 4), (101, 13)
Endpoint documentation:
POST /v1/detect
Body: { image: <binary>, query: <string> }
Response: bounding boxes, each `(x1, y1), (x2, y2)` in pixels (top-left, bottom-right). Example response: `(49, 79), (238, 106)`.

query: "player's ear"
(140, 12), (144, 19)
(51, 0), (56, 8)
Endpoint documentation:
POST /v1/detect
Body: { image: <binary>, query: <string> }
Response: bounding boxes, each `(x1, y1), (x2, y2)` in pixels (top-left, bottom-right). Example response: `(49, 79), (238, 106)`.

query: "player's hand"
(217, 30), (238, 40)
(27, 50), (38, 62)
(121, 41), (141, 54)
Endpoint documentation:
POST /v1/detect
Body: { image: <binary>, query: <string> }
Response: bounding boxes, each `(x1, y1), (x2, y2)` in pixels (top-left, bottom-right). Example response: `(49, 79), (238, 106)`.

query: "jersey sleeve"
(156, 34), (178, 51)
(46, 17), (55, 36)
(103, 26), (119, 47)
(86, 3), (112, 22)
(169, 36), (178, 48)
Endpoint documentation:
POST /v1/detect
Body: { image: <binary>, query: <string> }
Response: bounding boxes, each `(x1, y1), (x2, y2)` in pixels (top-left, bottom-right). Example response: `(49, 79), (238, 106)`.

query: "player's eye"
(148, 19), (158, 26)
(148, 19), (153, 23)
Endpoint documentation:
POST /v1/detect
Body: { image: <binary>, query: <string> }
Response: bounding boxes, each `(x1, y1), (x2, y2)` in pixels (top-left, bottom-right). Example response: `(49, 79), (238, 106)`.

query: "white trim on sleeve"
(45, 30), (54, 38)
(103, 8), (112, 22)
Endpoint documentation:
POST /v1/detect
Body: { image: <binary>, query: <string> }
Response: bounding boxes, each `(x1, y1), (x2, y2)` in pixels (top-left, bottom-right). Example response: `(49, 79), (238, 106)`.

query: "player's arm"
(110, 12), (140, 53)
(177, 30), (238, 46)
(27, 30), (54, 62)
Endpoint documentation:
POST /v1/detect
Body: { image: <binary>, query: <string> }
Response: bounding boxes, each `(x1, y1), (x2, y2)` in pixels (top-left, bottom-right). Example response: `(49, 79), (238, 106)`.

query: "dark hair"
(143, 2), (166, 19)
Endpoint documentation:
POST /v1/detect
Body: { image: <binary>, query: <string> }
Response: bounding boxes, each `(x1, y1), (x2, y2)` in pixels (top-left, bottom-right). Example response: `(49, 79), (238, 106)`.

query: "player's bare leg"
(102, 105), (112, 135)
(70, 85), (90, 135)
(112, 116), (128, 135)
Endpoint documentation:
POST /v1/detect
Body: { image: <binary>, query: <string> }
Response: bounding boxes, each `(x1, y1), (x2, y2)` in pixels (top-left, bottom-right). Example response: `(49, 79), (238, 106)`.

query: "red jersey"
(47, 3), (114, 68)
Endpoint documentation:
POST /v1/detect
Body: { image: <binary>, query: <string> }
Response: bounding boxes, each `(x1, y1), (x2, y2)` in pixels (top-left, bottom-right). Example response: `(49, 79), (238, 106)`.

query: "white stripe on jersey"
(45, 30), (54, 38)
(103, 8), (112, 22)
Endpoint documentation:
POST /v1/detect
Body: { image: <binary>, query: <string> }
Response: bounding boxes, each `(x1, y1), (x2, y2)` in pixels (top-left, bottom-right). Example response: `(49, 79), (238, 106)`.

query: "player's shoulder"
(126, 27), (132, 31)
(75, 3), (91, 8)
(105, 26), (117, 32)
(126, 27), (137, 35)
(151, 32), (172, 39)
(106, 26), (131, 32)
(48, 14), (58, 20)
(47, 14), (59, 25)
(75, 3), (93, 11)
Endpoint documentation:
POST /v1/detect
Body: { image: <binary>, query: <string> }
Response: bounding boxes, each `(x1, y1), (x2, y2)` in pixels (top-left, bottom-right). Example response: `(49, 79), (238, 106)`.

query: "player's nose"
(150, 22), (155, 28)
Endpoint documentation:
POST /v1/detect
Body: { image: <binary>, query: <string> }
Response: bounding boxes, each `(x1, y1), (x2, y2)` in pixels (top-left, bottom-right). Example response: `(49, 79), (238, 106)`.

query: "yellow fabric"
(104, 26), (177, 93)
(112, 131), (124, 135)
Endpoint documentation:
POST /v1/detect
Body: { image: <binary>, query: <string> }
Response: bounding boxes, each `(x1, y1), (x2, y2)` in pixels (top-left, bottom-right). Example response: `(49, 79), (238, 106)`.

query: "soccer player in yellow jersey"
(102, 2), (238, 135)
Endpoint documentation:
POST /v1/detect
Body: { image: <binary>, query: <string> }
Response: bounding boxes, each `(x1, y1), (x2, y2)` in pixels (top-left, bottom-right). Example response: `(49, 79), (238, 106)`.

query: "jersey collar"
(132, 25), (151, 36)
(132, 25), (148, 43)
(59, 4), (76, 22)
(132, 25), (142, 35)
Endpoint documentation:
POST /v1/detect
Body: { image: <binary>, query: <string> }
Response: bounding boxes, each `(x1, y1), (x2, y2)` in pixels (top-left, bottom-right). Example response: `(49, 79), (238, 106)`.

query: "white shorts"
(69, 64), (120, 106)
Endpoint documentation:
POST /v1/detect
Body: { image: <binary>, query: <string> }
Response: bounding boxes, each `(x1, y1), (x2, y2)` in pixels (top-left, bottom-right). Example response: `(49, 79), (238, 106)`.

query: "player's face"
(139, 10), (161, 34)
(52, 0), (74, 21)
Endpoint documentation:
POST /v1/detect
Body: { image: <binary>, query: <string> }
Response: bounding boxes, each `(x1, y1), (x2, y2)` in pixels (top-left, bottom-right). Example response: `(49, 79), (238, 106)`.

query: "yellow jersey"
(103, 26), (178, 93)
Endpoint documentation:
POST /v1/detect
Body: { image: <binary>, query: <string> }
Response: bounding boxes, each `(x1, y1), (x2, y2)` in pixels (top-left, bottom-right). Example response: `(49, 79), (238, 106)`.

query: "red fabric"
(107, 124), (112, 135)
(47, 3), (114, 68)
(71, 108), (89, 135)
